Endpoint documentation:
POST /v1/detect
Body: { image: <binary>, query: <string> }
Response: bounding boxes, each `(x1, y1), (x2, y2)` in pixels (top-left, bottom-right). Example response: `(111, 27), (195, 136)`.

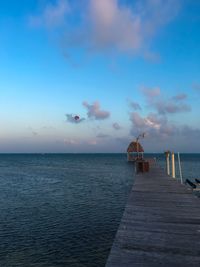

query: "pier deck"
(106, 164), (200, 267)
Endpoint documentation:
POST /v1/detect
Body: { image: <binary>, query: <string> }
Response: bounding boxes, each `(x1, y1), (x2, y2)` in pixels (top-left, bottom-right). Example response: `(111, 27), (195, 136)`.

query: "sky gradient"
(1, 0), (200, 153)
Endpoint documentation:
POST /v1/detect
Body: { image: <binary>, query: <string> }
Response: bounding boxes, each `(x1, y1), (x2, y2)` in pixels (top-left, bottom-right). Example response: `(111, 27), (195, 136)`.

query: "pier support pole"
(178, 152), (183, 184)
(171, 152), (175, 178)
(165, 151), (170, 176)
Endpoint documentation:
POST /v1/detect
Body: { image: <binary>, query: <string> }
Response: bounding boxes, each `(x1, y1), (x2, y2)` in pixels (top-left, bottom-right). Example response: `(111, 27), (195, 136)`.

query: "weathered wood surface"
(106, 164), (200, 267)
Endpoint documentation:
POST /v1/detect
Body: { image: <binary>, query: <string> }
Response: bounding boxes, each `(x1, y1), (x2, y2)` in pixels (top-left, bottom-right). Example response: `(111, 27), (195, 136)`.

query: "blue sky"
(1, 0), (200, 153)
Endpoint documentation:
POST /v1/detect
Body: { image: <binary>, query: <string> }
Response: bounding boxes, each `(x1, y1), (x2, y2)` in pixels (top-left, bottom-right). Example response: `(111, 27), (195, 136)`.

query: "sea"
(0, 153), (199, 267)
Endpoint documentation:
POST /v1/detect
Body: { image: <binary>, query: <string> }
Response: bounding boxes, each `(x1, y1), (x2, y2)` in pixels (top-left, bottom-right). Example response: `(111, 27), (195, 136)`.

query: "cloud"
(130, 111), (165, 131)
(112, 122), (121, 130)
(64, 138), (80, 145)
(127, 85), (199, 151)
(86, 0), (142, 53)
(84, 0), (181, 55)
(129, 100), (142, 110)
(64, 138), (98, 146)
(29, 0), (181, 58)
(42, 126), (56, 130)
(141, 86), (161, 102)
(96, 133), (110, 138)
(115, 136), (130, 145)
(180, 125), (200, 139)
(192, 82), (200, 91)
(141, 86), (191, 114)
(65, 114), (85, 123)
(27, 126), (39, 137)
(129, 111), (176, 139)
(83, 101), (110, 120)
(172, 93), (187, 101)
(29, 0), (70, 28)
(155, 101), (191, 114)
(32, 131), (38, 136)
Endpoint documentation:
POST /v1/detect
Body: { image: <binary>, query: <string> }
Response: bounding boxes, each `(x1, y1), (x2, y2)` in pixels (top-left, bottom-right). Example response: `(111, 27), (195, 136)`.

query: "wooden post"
(178, 152), (183, 184)
(171, 152), (175, 178)
(165, 151), (170, 176)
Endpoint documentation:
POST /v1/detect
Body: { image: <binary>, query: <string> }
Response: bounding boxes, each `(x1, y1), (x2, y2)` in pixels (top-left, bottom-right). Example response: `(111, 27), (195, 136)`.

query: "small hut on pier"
(127, 141), (144, 162)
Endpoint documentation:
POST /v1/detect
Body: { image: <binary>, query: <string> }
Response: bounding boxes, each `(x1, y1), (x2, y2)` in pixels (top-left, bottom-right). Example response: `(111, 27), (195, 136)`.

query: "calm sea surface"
(0, 153), (200, 267)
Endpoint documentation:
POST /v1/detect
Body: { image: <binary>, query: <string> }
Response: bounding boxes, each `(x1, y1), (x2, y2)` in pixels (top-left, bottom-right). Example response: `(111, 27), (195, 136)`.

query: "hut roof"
(127, 141), (144, 153)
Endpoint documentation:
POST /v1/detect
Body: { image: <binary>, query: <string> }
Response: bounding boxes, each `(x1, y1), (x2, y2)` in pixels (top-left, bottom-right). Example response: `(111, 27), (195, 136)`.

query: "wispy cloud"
(29, 0), (181, 58)
(64, 138), (98, 146)
(128, 100), (142, 110)
(83, 0), (180, 55)
(181, 125), (200, 139)
(83, 101), (110, 120)
(27, 126), (39, 137)
(32, 131), (38, 136)
(155, 101), (191, 115)
(112, 122), (121, 130)
(66, 114), (85, 123)
(141, 86), (161, 102)
(29, 0), (70, 28)
(141, 86), (191, 114)
(86, 0), (142, 53)
(172, 93), (187, 101)
(42, 126), (56, 131)
(96, 133), (110, 138)
(64, 138), (80, 145)
(192, 82), (200, 91)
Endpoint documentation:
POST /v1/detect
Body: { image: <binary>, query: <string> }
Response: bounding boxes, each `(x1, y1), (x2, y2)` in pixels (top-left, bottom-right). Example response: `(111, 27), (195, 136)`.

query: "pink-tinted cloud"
(85, 0), (181, 55)
(141, 86), (161, 101)
(87, 0), (142, 53)
(29, 0), (70, 28)
(129, 111), (175, 139)
(87, 140), (97, 145)
(83, 101), (110, 120)
(29, 0), (181, 58)
(112, 122), (121, 130)
(130, 112), (147, 129)
(131, 112), (166, 131)
(128, 85), (197, 149)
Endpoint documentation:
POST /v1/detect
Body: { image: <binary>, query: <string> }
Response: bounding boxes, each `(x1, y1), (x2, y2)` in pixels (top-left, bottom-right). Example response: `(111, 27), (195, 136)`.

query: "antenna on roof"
(136, 132), (145, 142)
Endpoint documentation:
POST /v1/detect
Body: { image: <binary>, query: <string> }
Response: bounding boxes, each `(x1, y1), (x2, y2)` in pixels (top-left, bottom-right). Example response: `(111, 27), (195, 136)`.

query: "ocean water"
(0, 153), (199, 267)
(0, 154), (134, 267)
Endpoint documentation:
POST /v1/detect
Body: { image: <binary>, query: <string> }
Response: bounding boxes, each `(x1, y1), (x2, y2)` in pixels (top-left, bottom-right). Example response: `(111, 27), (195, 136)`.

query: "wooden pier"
(106, 163), (200, 267)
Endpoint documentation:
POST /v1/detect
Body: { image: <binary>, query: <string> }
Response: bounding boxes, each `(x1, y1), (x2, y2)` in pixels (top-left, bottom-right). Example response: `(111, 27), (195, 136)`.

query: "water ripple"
(0, 154), (134, 267)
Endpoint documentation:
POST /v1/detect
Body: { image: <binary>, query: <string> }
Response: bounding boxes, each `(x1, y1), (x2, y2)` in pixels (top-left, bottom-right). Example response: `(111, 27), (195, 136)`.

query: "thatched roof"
(127, 141), (144, 153)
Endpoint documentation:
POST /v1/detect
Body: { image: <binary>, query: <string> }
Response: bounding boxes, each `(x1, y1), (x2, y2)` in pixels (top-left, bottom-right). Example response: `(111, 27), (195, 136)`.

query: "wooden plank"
(105, 164), (200, 267)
